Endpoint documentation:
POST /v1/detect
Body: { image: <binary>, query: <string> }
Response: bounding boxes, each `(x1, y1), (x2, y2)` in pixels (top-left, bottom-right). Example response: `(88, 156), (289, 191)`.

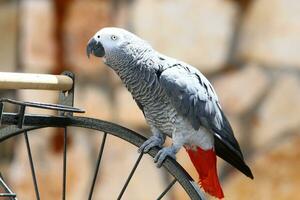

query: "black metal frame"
(0, 71), (204, 200)
(0, 113), (205, 200)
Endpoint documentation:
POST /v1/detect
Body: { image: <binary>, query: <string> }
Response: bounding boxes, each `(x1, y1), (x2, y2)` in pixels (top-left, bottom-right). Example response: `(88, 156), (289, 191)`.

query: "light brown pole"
(0, 72), (73, 91)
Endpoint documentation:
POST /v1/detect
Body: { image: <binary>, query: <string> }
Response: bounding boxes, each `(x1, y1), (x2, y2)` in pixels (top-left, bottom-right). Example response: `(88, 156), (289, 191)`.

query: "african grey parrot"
(87, 27), (253, 198)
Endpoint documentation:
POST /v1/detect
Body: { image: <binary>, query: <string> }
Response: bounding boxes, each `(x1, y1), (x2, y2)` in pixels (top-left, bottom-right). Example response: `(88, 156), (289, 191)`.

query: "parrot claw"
(154, 146), (176, 168)
(138, 136), (164, 153)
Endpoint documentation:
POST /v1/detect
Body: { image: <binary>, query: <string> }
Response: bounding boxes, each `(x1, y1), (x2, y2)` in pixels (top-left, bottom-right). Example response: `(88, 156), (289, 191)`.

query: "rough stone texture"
(114, 86), (147, 130)
(75, 85), (113, 121)
(238, 0), (300, 68)
(223, 133), (300, 200)
(114, 0), (131, 28)
(253, 74), (300, 148)
(64, 0), (112, 79)
(21, 0), (56, 73)
(213, 64), (269, 115)
(132, 0), (238, 73)
(0, 2), (17, 71)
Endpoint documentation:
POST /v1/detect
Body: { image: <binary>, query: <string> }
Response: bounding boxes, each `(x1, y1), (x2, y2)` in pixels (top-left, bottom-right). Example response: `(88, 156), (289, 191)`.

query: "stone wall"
(0, 0), (299, 199)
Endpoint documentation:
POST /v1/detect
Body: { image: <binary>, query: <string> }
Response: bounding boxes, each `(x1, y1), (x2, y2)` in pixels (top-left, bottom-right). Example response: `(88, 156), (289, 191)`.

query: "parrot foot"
(154, 146), (177, 168)
(138, 135), (164, 153)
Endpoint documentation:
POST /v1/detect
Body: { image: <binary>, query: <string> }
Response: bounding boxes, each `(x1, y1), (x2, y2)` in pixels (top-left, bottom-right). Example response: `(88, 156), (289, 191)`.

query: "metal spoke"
(24, 131), (40, 200)
(156, 178), (177, 200)
(117, 152), (144, 200)
(0, 193), (16, 197)
(62, 127), (67, 200)
(88, 132), (107, 200)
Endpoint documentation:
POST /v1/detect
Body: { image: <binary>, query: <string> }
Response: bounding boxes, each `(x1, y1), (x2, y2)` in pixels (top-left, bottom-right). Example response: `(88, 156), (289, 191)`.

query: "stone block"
(238, 0), (300, 68)
(64, 0), (112, 79)
(132, 0), (238, 74)
(21, 0), (56, 73)
(0, 2), (17, 72)
(213, 64), (269, 115)
(223, 133), (300, 200)
(253, 74), (300, 148)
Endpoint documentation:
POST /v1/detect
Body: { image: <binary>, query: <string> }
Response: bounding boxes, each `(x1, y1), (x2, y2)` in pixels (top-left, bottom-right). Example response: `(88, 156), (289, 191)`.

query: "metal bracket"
(58, 71), (75, 117)
(0, 71), (83, 127)
(0, 103), (3, 126)
(17, 105), (26, 129)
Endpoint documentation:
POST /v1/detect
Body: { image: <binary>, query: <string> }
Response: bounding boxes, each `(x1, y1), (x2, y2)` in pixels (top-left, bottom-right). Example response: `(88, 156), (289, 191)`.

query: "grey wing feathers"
(159, 65), (222, 131)
(159, 63), (253, 179)
(213, 109), (254, 179)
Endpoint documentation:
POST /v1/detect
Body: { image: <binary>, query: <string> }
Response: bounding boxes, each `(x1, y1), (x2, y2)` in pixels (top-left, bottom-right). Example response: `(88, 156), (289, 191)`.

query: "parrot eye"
(111, 35), (118, 41)
(97, 35), (100, 38)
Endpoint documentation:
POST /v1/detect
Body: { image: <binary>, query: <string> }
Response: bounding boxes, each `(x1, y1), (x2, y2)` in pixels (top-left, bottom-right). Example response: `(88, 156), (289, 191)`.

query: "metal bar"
(0, 72), (73, 91)
(24, 131), (40, 200)
(117, 152), (144, 200)
(62, 127), (67, 200)
(88, 132), (107, 200)
(0, 102), (3, 125)
(0, 193), (17, 197)
(17, 105), (26, 129)
(0, 98), (84, 113)
(58, 71), (75, 117)
(156, 179), (177, 200)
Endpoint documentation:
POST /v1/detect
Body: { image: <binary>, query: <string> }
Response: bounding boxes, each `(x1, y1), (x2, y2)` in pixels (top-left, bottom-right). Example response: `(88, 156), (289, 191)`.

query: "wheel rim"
(0, 114), (205, 200)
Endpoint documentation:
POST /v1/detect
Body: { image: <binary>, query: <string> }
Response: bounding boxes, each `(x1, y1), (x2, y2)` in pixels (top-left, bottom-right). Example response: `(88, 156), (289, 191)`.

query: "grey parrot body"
(87, 27), (253, 198)
(107, 44), (215, 149)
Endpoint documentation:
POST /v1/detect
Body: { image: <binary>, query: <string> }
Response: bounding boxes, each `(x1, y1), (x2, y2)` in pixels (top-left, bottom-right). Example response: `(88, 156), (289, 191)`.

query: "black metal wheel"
(0, 113), (205, 200)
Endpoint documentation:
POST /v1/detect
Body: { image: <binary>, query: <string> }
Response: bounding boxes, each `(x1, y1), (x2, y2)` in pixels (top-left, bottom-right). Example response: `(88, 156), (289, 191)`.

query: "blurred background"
(0, 0), (300, 199)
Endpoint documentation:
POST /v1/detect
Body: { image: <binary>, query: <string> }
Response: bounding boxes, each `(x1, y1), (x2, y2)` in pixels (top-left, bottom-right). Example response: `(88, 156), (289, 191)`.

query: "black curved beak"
(86, 38), (105, 58)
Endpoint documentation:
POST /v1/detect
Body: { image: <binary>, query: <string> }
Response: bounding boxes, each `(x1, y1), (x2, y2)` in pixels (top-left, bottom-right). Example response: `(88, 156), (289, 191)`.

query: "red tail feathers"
(186, 147), (224, 199)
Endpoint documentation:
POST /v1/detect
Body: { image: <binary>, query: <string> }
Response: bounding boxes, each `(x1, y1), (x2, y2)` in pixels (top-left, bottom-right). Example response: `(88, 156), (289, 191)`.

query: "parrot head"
(86, 27), (150, 65)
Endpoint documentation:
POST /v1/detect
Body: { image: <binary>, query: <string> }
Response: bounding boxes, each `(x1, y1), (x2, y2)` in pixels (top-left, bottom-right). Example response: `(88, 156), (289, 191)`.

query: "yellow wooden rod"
(0, 72), (73, 91)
